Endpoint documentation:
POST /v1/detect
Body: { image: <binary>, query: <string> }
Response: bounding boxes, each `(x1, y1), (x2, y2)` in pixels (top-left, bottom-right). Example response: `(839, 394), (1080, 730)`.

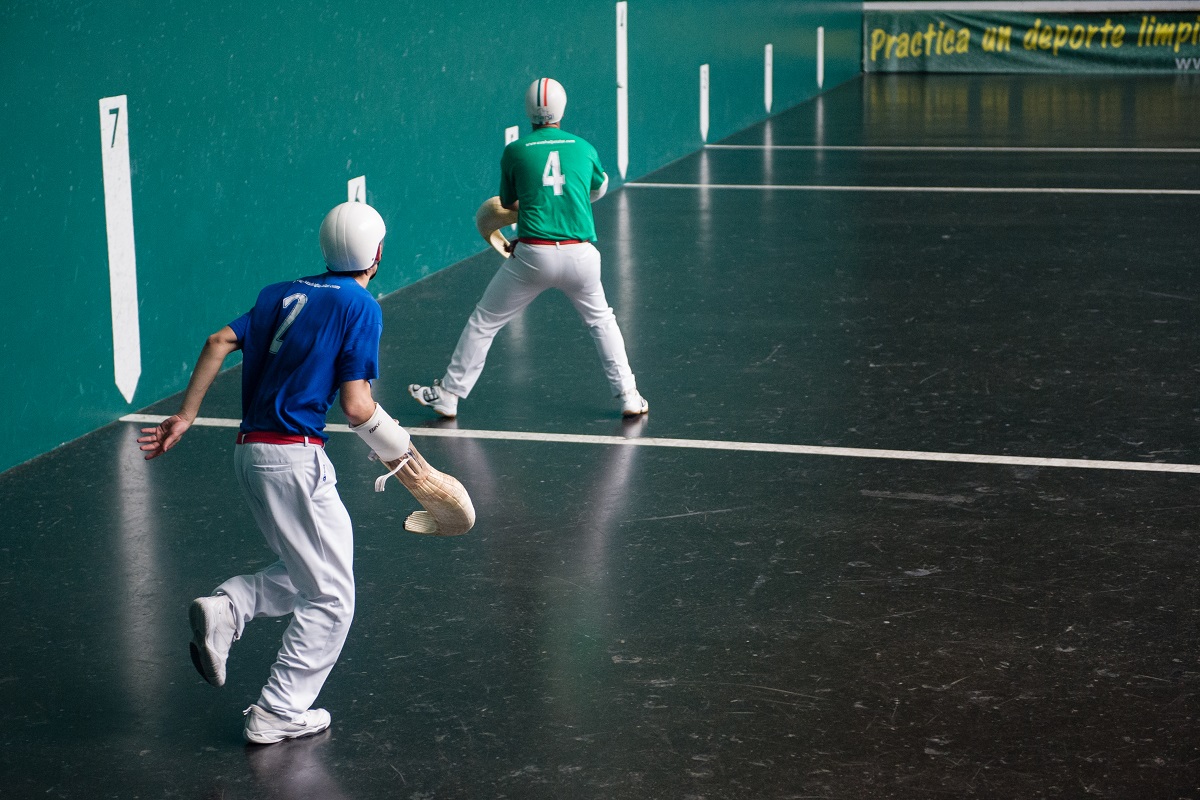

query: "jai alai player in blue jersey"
(139, 202), (416, 744)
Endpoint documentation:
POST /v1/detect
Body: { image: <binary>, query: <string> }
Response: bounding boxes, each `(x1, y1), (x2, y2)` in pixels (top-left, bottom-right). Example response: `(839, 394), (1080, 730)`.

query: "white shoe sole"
(244, 721), (331, 745)
(189, 600), (225, 688)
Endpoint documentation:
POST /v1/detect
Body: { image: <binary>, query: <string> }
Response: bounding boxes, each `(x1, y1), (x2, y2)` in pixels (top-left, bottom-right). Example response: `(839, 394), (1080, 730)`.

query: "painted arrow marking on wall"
(99, 94), (141, 405)
(765, 43), (774, 112)
(616, 1), (629, 178)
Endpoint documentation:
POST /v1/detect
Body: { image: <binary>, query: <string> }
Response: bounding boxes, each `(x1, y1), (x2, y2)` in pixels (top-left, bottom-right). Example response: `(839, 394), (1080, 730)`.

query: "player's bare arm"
(590, 174), (609, 202)
(138, 326), (241, 460)
(339, 379), (377, 427)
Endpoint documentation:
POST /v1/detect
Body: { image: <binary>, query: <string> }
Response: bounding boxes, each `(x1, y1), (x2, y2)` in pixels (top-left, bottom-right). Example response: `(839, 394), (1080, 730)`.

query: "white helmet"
(525, 78), (567, 125)
(319, 201), (386, 272)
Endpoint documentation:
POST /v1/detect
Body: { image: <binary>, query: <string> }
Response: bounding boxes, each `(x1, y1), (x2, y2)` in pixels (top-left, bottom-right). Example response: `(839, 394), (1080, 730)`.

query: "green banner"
(864, 10), (1200, 72)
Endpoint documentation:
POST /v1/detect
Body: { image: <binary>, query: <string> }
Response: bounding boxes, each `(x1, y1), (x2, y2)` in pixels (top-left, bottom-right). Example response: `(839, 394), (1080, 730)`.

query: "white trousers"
(441, 241), (637, 399)
(218, 442), (355, 722)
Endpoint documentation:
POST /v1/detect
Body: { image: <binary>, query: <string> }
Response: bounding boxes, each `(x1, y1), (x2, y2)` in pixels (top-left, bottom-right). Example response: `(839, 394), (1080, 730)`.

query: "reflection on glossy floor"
(3, 74), (1200, 798)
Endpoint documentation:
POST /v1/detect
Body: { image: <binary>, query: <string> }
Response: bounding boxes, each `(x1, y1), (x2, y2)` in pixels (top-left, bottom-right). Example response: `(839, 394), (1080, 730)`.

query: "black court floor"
(3, 73), (1200, 799)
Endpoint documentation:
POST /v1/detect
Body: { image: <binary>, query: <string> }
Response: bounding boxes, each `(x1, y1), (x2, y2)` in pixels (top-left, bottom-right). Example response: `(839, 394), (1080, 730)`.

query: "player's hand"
(138, 414), (193, 460)
(503, 239), (517, 255)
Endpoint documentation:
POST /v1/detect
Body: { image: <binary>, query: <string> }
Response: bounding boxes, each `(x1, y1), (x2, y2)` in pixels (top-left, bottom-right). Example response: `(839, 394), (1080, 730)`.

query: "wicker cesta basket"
(382, 442), (476, 536)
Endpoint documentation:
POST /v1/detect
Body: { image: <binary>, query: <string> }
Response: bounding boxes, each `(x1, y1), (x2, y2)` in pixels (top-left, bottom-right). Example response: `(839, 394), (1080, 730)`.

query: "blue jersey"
(229, 273), (382, 440)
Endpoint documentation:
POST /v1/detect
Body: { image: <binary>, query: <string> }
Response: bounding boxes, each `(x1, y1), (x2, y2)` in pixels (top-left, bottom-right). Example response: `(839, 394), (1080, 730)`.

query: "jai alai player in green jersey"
(500, 116), (603, 243)
(410, 77), (648, 419)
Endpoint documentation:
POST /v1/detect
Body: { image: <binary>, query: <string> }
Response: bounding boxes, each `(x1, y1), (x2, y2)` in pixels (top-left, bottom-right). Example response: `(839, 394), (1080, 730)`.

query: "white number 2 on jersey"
(270, 293), (308, 354)
(542, 150), (566, 196)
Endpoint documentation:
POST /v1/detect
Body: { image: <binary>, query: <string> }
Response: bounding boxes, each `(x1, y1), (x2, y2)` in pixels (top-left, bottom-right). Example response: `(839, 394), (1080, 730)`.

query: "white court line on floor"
(705, 144), (1200, 154)
(625, 182), (1200, 196)
(120, 414), (1200, 475)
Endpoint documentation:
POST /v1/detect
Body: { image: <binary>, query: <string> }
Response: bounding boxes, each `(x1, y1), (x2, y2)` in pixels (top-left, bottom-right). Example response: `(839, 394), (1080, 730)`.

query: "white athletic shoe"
(620, 389), (649, 417)
(243, 704), (332, 745)
(409, 379), (459, 418)
(189, 595), (238, 688)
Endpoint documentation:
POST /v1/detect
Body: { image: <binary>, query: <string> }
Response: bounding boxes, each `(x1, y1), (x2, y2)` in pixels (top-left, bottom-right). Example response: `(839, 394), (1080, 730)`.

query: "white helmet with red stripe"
(525, 78), (567, 125)
(319, 201), (386, 272)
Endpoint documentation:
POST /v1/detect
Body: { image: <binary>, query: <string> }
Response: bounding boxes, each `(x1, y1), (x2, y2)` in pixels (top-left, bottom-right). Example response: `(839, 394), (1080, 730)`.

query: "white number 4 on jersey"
(542, 150), (566, 195)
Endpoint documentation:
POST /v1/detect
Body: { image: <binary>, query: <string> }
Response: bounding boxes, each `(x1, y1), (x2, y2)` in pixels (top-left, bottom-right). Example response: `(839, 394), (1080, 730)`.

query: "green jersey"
(499, 126), (607, 242)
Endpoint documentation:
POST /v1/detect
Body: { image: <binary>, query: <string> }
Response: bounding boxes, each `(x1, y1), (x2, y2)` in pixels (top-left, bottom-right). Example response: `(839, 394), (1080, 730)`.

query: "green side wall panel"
(0, 0), (861, 475)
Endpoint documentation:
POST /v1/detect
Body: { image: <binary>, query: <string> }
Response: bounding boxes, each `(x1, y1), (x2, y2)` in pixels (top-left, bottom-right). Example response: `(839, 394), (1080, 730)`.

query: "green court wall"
(0, 1), (861, 475)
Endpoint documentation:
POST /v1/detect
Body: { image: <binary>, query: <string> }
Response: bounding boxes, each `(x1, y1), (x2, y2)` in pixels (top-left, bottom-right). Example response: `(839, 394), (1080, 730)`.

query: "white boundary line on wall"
(705, 144), (1200, 154)
(120, 414), (1200, 475)
(624, 182), (1200, 196)
(864, 2), (1200, 11)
